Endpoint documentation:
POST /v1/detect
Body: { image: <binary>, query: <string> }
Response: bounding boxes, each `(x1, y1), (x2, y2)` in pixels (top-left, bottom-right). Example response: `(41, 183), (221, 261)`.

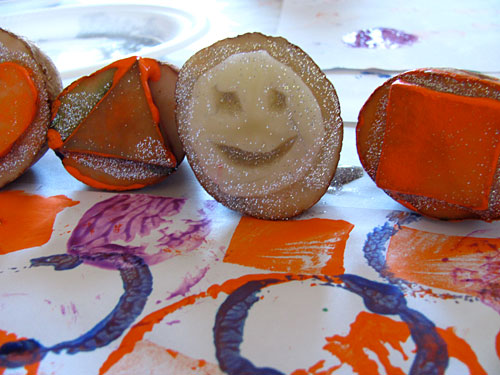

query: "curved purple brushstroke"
(214, 274), (448, 375)
(0, 194), (213, 369)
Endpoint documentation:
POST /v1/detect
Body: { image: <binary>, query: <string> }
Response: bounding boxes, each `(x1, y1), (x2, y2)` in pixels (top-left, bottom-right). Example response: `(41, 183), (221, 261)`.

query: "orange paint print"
(99, 273), (324, 374)
(105, 340), (223, 375)
(0, 330), (40, 375)
(223, 217), (354, 275)
(291, 312), (486, 375)
(497, 330), (500, 360)
(322, 311), (410, 375)
(386, 226), (500, 311)
(0, 190), (79, 254)
(436, 327), (487, 375)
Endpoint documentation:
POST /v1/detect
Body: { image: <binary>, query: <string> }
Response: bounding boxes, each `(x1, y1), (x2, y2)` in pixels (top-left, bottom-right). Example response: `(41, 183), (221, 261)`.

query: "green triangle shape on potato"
(61, 61), (175, 168)
(51, 67), (115, 141)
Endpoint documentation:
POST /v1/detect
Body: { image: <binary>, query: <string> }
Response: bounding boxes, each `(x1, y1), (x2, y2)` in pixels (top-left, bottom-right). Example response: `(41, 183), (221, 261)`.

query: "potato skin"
(0, 27), (62, 188)
(176, 33), (343, 220)
(356, 68), (500, 220)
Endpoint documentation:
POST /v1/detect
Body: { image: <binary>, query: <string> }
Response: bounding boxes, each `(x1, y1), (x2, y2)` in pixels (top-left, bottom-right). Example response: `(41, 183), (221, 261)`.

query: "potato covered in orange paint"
(0, 28), (62, 188)
(357, 68), (500, 220)
(48, 56), (184, 191)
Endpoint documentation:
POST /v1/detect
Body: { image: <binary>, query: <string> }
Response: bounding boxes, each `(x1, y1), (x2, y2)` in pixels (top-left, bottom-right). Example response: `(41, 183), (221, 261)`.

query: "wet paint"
(0, 253), (152, 371)
(0, 330), (41, 375)
(377, 81), (500, 210)
(0, 191), (78, 255)
(0, 338), (44, 374)
(66, 194), (211, 268)
(101, 272), (449, 375)
(342, 27), (418, 49)
(224, 217), (354, 275)
(32, 253), (152, 354)
(362, 211), (423, 282)
(0, 194), (213, 370)
(322, 312), (410, 375)
(0, 62), (38, 157)
(99, 273), (316, 374)
(386, 226), (500, 312)
(167, 266), (209, 300)
(296, 312), (485, 375)
(436, 327), (487, 375)
(497, 331), (500, 360)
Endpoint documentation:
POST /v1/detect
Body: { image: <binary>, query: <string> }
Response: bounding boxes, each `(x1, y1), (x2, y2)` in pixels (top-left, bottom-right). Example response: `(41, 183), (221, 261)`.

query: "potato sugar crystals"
(49, 56), (183, 191)
(176, 33), (343, 219)
(0, 28), (62, 188)
(357, 68), (500, 220)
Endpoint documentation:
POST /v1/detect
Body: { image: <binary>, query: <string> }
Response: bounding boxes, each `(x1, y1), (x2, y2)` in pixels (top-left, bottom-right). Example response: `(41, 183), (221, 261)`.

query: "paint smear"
(0, 330), (40, 375)
(0, 191), (78, 255)
(386, 226), (500, 312)
(293, 312), (485, 375)
(100, 273), (458, 375)
(497, 330), (500, 360)
(99, 273), (316, 374)
(223, 217), (354, 275)
(105, 340), (223, 375)
(316, 311), (410, 375)
(342, 27), (418, 49)
(66, 194), (211, 268)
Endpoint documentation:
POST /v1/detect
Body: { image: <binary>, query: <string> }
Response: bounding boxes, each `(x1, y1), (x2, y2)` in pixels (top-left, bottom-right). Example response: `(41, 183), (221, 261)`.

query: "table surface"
(1, 1), (500, 374)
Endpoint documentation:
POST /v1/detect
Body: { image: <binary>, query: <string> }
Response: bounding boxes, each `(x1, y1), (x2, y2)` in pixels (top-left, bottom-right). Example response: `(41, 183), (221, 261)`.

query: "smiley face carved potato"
(176, 33), (343, 220)
(0, 28), (62, 188)
(357, 68), (500, 220)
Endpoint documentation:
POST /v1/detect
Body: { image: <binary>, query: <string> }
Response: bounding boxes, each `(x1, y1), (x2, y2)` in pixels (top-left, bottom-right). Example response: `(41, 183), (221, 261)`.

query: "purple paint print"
(343, 27), (418, 49)
(67, 194), (212, 269)
(167, 266), (209, 300)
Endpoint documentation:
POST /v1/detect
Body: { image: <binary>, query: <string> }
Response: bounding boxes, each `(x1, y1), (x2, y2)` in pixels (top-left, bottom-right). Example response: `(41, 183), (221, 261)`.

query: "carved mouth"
(215, 135), (297, 167)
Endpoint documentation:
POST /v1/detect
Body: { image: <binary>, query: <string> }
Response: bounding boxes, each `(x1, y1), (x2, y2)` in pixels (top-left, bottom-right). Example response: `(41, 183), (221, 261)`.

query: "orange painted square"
(376, 80), (500, 209)
(224, 217), (354, 275)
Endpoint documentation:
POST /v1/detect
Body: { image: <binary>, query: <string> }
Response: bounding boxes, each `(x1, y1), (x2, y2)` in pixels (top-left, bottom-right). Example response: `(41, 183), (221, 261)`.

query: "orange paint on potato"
(47, 128), (64, 149)
(376, 80), (500, 209)
(223, 217), (354, 275)
(59, 58), (175, 168)
(138, 58), (162, 124)
(0, 62), (38, 157)
(63, 163), (149, 191)
(386, 226), (500, 299)
(0, 330), (40, 375)
(0, 191), (79, 254)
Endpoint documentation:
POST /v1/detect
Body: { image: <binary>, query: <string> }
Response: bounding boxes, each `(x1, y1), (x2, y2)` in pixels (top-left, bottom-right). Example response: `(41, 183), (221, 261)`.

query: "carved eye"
(269, 89), (287, 112)
(215, 88), (242, 113)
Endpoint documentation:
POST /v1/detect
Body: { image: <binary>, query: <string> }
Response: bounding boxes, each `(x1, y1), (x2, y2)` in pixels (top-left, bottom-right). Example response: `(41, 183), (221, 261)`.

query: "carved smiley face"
(189, 50), (325, 197)
(176, 33), (343, 219)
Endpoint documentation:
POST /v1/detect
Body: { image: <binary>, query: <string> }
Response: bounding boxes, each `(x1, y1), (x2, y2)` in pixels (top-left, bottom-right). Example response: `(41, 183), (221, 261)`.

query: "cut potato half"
(49, 56), (183, 191)
(0, 27), (62, 188)
(357, 68), (500, 220)
(176, 33), (343, 219)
